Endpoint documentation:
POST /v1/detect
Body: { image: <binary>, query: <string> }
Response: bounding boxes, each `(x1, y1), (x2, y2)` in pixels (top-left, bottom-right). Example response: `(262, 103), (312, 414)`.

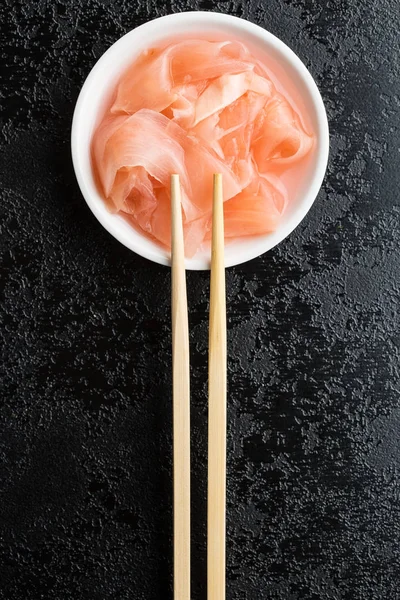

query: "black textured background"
(1, 1), (400, 599)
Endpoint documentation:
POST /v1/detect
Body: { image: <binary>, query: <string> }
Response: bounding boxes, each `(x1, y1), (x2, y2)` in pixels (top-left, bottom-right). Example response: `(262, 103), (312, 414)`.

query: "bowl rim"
(71, 11), (329, 270)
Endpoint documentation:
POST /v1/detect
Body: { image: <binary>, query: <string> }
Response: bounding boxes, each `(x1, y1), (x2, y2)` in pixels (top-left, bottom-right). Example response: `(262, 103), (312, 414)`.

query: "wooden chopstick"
(208, 173), (227, 600)
(171, 174), (191, 600)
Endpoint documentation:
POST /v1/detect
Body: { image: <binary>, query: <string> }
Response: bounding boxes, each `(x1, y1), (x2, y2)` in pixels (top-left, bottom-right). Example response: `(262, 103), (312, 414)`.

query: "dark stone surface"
(1, 0), (400, 598)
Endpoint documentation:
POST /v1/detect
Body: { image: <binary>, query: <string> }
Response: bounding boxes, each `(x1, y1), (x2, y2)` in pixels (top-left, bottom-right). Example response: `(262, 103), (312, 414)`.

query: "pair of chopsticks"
(171, 173), (227, 600)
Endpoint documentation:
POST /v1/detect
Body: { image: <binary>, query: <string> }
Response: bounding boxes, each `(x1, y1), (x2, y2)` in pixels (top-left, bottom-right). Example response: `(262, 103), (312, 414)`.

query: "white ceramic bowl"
(71, 11), (329, 270)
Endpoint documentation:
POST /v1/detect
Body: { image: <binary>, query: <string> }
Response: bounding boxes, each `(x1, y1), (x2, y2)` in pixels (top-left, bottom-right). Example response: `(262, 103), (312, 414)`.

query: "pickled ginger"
(92, 39), (313, 256)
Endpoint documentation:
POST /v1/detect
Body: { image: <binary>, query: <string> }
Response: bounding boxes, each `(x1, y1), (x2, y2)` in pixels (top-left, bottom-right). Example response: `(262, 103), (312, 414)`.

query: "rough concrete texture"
(1, 1), (400, 598)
